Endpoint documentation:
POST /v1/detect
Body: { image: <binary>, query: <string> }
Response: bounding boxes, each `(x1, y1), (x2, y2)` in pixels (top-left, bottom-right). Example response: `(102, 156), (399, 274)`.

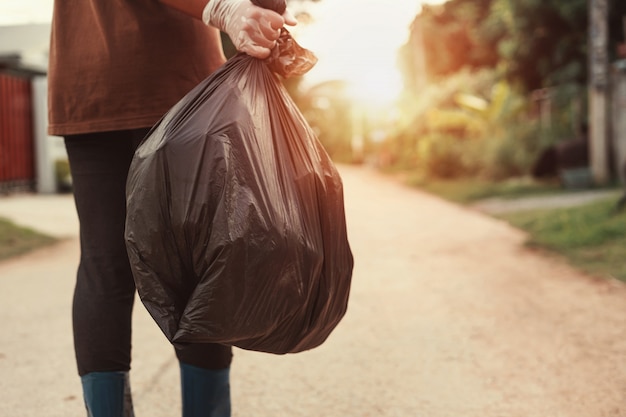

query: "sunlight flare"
(291, 0), (449, 108)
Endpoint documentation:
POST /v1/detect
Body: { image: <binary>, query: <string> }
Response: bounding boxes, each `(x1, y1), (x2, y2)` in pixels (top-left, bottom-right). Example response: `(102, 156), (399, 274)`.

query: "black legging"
(65, 128), (232, 376)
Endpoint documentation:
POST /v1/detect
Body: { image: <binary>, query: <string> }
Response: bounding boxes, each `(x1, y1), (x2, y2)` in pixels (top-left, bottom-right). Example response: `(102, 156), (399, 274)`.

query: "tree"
(399, 0), (605, 92)
(398, 0), (498, 88)
(486, 0), (588, 91)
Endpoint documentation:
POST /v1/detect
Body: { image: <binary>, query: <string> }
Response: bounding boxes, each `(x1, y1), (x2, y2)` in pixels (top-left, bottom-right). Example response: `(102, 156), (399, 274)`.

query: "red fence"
(0, 72), (35, 192)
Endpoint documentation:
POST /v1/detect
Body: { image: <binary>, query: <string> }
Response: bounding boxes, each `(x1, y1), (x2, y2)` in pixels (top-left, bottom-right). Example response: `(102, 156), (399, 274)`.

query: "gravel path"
(1, 165), (626, 416)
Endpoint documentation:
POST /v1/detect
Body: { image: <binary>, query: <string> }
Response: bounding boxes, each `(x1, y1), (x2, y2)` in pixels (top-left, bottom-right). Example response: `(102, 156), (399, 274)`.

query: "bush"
(387, 67), (585, 182)
(417, 133), (480, 178)
(479, 118), (542, 180)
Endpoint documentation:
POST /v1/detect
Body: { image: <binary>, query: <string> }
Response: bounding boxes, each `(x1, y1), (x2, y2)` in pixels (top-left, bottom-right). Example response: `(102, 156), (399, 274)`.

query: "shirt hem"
(48, 114), (165, 136)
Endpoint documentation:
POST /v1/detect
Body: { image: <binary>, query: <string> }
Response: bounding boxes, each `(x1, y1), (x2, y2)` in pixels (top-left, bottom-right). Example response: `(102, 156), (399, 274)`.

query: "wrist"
(203, 0), (241, 28)
(201, 0), (216, 26)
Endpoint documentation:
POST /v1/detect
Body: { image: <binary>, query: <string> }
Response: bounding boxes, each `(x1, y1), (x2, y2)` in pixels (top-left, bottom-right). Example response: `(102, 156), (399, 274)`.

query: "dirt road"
(1, 164), (626, 416)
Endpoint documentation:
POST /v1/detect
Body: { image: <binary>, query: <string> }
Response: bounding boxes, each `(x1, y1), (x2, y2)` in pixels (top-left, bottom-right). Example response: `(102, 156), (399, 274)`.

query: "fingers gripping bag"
(124, 10), (353, 354)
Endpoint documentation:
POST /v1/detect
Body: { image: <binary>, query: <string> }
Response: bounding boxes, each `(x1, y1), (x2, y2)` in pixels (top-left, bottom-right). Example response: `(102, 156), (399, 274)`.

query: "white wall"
(32, 75), (65, 194)
(0, 23), (50, 71)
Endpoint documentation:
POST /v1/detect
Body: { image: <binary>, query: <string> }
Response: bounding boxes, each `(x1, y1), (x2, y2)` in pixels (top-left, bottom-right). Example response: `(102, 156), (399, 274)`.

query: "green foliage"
(298, 81), (354, 163)
(488, 0), (588, 90)
(400, 0), (596, 92)
(398, 0), (498, 89)
(390, 68), (549, 181)
(416, 133), (479, 178)
(479, 119), (542, 179)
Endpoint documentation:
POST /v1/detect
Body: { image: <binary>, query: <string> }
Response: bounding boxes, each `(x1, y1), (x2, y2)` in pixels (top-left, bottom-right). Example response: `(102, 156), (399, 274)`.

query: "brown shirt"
(48, 0), (226, 136)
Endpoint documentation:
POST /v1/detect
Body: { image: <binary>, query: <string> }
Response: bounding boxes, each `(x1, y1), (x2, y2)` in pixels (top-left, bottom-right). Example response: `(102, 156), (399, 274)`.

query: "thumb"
(282, 9), (298, 26)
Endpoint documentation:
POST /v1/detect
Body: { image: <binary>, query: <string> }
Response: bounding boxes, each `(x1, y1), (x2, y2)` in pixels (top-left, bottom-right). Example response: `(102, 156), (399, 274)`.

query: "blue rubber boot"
(80, 371), (134, 417)
(180, 362), (231, 417)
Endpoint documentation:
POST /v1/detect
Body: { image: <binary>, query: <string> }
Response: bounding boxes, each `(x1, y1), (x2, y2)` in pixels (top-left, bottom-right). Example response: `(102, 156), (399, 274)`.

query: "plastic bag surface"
(125, 31), (353, 354)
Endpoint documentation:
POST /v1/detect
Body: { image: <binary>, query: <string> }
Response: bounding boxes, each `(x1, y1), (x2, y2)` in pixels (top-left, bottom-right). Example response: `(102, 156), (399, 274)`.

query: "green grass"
(407, 175), (564, 204)
(403, 174), (626, 281)
(0, 217), (58, 261)
(497, 198), (626, 281)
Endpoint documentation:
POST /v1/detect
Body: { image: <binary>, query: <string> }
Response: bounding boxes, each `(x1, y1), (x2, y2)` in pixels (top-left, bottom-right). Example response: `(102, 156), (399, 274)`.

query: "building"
(0, 22), (66, 194)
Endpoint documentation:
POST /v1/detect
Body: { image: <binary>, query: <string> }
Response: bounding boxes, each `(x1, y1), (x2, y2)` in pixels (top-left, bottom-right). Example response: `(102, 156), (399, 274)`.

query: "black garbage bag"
(125, 29), (353, 354)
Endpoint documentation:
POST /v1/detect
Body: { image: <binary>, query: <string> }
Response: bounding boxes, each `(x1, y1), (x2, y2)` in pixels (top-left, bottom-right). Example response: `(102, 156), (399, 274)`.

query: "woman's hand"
(203, 0), (297, 59)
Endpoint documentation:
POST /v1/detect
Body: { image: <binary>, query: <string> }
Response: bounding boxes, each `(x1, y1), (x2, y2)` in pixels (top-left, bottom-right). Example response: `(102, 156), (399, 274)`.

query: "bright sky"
(0, 0), (53, 25)
(291, 0), (448, 106)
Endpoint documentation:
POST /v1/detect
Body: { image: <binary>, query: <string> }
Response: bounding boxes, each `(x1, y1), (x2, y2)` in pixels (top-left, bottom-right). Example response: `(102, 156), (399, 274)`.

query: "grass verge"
(496, 198), (626, 281)
(407, 176), (626, 282)
(0, 217), (58, 262)
(407, 175), (564, 204)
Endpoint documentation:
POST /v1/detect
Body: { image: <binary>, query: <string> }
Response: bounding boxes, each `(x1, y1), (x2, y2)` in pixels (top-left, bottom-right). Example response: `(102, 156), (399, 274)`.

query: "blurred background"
(2, 0), (626, 278)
